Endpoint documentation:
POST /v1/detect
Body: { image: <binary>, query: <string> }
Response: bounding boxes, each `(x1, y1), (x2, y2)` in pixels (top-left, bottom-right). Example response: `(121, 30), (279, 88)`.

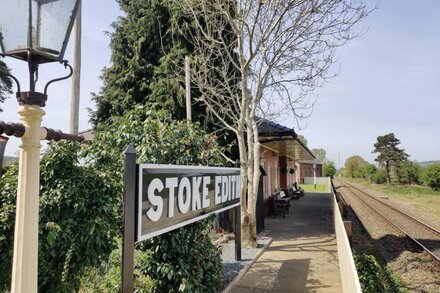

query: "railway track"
(334, 178), (440, 262)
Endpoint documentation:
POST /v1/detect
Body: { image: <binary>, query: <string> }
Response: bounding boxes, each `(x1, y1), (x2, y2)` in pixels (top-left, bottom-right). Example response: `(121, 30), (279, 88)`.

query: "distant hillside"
(419, 160), (440, 168)
(2, 156), (17, 167)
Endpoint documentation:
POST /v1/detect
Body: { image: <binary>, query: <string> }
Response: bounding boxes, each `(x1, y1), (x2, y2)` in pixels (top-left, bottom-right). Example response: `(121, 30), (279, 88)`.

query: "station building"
(258, 118), (317, 196)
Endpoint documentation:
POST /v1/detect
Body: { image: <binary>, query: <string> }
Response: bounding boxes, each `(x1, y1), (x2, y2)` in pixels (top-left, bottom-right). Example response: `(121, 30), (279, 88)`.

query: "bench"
(269, 192), (290, 218)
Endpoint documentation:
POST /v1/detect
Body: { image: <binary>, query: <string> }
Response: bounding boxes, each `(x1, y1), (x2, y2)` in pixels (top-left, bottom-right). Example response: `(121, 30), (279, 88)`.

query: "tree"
(174, 0), (369, 247)
(354, 163), (376, 182)
(311, 148), (327, 163)
(90, 0), (239, 161)
(298, 135), (308, 147)
(323, 161), (336, 178)
(422, 164), (440, 191)
(90, 0), (193, 125)
(396, 160), (421, 185)
(373, 133), (409, 184)
(345, 155), (367, 178)
(0, 60), (12, 112)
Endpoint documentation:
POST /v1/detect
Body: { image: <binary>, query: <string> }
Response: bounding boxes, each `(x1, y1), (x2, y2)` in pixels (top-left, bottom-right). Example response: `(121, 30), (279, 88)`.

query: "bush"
(140, 218), (222, 292)
(323, 161), (336, 178)
(1, 107), (225, 292)
(355, 254), (385, 293)
(371, 169), (387, 184)
(0, 143), (119, 291)
(354, 164), (377, 182)
(83, 107), (224, 292)
(354, 254), (407, 293)
(422, 164), (440, 190)
(396, 161), (421, 185)
(79, 242), (155, 292)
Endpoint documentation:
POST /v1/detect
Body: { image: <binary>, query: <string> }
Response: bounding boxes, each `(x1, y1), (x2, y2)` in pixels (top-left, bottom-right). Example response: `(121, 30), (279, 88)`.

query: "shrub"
(79, 242), (155, 292)
(323, 161), (336, 178)
(422, 164), (440, 190)
(0, 143), (119, 291)
(1, 107), (225, 291)
(83, 107), (224, 292)
(396, 160), (421, 185)
(371, 169), (387, 184)
(140, 218), (222, 292)
(354, 254), (407, 293)
(355, 254), (385, 293)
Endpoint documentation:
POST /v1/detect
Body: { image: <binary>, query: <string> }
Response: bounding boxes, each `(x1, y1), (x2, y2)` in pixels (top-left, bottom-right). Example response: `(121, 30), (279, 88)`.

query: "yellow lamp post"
(0, 1), (80, 292)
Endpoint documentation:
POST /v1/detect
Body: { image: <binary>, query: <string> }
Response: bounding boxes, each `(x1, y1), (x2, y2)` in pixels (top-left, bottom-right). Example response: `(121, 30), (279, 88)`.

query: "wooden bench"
(270, 192), (290, 218)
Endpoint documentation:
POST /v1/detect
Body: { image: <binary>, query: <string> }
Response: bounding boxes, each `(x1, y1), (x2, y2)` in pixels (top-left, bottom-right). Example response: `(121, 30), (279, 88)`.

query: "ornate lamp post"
(0, 1), (80, 292)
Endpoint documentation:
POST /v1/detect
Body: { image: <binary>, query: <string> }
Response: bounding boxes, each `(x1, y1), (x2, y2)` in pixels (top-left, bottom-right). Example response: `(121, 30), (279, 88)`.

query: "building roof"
(257, 118), (315, 161)
(257, 118), (297, 138)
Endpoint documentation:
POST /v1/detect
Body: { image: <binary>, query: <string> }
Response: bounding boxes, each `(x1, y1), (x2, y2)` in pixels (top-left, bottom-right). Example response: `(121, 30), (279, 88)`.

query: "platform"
(230, 192), (342, 292)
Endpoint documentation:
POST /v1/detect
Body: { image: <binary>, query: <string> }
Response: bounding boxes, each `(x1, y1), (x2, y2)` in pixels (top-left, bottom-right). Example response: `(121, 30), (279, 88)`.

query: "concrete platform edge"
(222, 236), (273, 293)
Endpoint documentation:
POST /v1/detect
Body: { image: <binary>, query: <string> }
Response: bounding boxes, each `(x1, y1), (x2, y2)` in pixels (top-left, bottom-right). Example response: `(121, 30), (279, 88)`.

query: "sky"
(1, 1), (439, 168)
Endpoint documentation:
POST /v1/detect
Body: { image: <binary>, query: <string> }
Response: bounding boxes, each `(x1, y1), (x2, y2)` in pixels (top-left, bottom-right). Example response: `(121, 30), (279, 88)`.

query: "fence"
(303, 176), (330, 185)
(331, 182), (362, 293)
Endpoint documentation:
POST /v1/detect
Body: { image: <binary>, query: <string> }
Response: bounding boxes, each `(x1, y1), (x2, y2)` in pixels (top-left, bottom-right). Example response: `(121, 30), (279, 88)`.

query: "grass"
(348, 179), (440, 219)
(299, 184), (329, 193)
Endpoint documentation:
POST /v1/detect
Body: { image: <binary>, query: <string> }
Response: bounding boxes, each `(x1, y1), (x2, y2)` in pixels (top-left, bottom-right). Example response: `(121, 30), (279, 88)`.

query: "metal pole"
(313, 163), (316, 189)
(122, 145), (137, 293)
(234, 206), (242, 261)
(70, 0), (81, 135)
(185, 56), (191, 121)
(0, 135), (8, 176)
(11, 105), (45, 293)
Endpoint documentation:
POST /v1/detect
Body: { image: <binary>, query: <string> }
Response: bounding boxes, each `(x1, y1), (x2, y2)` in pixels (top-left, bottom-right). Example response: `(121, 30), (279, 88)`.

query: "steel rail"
(334, 178), (440, 263)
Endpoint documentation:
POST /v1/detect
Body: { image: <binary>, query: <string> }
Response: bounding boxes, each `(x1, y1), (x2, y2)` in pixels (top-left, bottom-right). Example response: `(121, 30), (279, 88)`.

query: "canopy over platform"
(257, 118), (315, 161)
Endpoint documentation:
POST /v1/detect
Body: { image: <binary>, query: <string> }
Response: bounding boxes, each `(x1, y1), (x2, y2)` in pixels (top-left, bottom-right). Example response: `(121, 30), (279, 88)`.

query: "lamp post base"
(11, 105), (45, 293)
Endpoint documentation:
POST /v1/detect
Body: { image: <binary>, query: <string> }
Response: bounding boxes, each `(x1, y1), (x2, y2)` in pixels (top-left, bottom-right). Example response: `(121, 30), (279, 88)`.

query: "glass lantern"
(0, 0), (79, 63)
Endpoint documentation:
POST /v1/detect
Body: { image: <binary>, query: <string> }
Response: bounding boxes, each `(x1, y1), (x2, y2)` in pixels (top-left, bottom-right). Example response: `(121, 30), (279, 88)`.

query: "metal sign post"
(122, 146), (137, 293)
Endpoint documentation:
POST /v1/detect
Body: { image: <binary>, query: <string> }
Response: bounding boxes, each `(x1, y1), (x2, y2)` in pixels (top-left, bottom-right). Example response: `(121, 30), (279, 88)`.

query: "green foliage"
(297, 135), (308, 146)
(0, 60), (13, 111)
(311, 148), (327, 163)
(140, 217), (222, 292)
(323, 161), (336, 178)
(355, 254), (385, 292)
(422, 164), (440, 190)
(354, 163), (377, 182)
(79, 242), (156, 292)
(90, 0), (239, 159)
(90, 0), (194, 125)
(354, 254), (407, 293)
(371, 169), (387, 184)
(0, 143), (119, 291)
(396, 160), (421, 185)
(345, 155), (367, 178)
(1, 108), (225, 291)
(86, 107), (224, 173)
(373, 133), (409, 184)
(82, 107), (224, 291)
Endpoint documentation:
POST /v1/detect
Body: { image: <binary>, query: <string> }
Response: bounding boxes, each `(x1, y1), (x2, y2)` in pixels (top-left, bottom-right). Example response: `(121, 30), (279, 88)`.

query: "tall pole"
(70, 0), (81, 135)
(185, 56), (191, 121)
(0, 135), (8, 175)
(11, 105), (45, 293)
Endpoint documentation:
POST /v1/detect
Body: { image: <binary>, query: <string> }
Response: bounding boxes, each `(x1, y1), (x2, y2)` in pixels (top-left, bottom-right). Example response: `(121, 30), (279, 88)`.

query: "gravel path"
(215, 234), (271, 292)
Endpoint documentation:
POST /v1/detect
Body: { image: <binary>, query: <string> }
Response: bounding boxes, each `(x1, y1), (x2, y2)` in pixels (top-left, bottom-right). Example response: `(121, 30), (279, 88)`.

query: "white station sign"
(137, 164), (241, 241)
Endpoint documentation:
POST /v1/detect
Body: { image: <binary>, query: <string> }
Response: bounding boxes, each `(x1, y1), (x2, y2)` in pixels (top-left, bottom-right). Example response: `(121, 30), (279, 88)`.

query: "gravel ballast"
(214, 234), (272, 292)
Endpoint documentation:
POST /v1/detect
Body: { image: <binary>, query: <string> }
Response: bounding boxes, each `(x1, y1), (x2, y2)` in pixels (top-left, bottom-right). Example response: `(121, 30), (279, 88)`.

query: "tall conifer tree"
(91, 0), (194, 124)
